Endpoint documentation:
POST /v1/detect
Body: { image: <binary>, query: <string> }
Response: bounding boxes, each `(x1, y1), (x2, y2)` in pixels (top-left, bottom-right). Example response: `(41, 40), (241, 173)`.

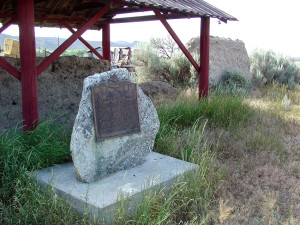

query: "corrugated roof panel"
(120, 0), (237, 21)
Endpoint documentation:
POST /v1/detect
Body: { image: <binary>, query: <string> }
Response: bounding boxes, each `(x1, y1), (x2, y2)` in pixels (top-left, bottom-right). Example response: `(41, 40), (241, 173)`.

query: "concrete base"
(31, 152), (199, 223)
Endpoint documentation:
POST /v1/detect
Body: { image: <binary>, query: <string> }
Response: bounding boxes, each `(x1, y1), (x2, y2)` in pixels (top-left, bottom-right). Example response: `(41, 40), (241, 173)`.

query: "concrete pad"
(30, 152), (199, 223)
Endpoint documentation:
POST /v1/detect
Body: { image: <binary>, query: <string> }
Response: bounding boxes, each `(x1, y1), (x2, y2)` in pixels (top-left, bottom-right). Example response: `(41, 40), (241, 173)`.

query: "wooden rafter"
(37, 6), (110, 76)
(153, 9), (200, 72)
(0, 57), (21, 80)
(63, 22), (105, 60)
(0, 17), (15, 33)
(110, 13), (199, 23)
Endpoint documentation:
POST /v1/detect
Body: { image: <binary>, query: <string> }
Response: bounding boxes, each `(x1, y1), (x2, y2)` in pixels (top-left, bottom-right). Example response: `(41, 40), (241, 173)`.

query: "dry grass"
(209, 85), (300, 224)
(151, 84), (300, 224)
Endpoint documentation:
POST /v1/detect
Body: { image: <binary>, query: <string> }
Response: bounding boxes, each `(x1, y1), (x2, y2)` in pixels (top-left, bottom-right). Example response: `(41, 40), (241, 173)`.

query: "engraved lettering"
(91, 81), (141, 141)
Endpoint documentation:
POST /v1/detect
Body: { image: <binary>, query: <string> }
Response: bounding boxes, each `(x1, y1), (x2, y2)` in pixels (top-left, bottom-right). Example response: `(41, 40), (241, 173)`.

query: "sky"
(1, 0), (300, 57)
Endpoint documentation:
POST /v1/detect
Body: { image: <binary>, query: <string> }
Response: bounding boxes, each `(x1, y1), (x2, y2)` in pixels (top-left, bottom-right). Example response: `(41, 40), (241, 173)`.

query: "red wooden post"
(102, 23), (111, 61)
(154, 10), (200, 72)
(199, 17), (210, 99)
(18, 0), (39, 130)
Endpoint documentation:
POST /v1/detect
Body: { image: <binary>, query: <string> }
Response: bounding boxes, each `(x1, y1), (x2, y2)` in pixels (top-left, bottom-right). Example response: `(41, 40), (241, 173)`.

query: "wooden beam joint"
(0, 57), (21, 80)
(0, 18), (16, 34)
(153, 9), (200, 72)
(62, 22), (105, 60)
(37, 6), (110, 76)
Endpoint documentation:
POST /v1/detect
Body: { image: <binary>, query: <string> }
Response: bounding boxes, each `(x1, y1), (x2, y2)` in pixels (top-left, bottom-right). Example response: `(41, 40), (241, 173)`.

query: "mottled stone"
(70, 69), (160, 183)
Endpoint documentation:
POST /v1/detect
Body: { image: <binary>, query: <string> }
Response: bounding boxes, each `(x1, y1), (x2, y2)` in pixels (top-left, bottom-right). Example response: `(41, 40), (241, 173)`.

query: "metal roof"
(120, 0), (237, 22)
(0, 0), (237, 30)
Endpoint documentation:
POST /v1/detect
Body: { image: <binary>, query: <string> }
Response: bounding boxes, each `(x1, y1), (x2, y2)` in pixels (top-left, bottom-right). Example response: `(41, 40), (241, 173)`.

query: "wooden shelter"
(0, 0), (237, 131)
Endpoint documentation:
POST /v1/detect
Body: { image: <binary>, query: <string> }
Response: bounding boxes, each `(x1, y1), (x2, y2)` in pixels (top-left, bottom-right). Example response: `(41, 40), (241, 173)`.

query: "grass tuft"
(157, 93), (253, 131)
(114, 122), (221, 225)
(0, 120), (88, 224)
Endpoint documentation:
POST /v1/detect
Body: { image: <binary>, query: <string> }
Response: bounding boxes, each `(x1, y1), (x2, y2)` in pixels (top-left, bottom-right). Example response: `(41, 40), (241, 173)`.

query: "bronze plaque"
(91, 78), (141, 142)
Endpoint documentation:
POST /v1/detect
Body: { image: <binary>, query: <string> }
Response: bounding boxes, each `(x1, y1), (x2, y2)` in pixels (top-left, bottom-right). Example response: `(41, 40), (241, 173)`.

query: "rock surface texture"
(186, 36), (252, 84)
(70, 69), (160, 183)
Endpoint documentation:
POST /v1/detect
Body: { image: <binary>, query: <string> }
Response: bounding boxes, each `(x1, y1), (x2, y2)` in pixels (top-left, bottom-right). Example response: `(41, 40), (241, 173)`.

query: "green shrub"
(168, 52), (192, 86)
(189, 53), (200, 86)
(133, 40), (198, 87)
(214, 72), (250, 96)
(133, 42), (173, 83)
(221, 71), (247, 87)
(250, 49), (300, 87)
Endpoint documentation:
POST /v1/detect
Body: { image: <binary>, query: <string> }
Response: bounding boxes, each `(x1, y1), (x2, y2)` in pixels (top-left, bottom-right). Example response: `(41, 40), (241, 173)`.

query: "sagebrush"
(133, 39), (198, 87)
(250, 49), (300, 87)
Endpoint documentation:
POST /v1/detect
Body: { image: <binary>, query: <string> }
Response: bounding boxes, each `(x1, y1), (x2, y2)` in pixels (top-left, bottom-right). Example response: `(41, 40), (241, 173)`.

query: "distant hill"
(0, 34), (139, 51)
(293, 57), (300, 61)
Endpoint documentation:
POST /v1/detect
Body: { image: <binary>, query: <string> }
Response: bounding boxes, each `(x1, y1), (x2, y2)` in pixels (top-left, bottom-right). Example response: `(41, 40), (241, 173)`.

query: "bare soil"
(0, 56), (111, 129)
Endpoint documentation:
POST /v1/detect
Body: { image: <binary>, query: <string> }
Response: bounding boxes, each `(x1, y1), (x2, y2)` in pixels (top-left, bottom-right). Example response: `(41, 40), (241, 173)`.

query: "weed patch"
(0, 120), (90, 224)
(157, 94), (253, 130)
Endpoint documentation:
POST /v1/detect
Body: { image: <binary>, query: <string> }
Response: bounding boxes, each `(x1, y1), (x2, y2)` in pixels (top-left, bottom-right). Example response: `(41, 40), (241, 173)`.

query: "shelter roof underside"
(0, 0), (237, 30)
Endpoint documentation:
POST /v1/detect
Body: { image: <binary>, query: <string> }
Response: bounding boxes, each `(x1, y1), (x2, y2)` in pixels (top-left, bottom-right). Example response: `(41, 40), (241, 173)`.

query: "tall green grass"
(0, 93), (254, 224)
(114, 122), (221, 224)
(157, 94), (253, 130)
(113, 94), (254, 224)
(0, 120), (88, 224)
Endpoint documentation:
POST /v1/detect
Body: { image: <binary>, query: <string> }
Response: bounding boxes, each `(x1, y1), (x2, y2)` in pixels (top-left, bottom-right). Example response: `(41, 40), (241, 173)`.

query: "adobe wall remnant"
(186, 36), (252, 85)
(139, 81), (178, 98)
(0, 56), (111, 130)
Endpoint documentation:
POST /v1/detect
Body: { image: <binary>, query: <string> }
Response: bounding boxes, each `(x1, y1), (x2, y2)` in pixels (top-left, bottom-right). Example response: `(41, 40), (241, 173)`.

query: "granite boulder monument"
(70, 69), (160, 183)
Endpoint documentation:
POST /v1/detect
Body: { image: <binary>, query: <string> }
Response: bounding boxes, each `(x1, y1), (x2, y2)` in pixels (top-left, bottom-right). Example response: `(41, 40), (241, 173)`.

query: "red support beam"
(153, 10), (200, 72)
(18, 0), (39, 131)
(0, 19), (21, 80)
(0, 57), (21, 80)
(110, 14), (199, 24)
(63, 23), (105, 60)
(0, 18), (16, 34)
(37, 6), (110, 76)
(34, 17), (107, 26)
(199, 17), (210, 99)
(102, 23), (111, 61)
(0, 14), (108, 28)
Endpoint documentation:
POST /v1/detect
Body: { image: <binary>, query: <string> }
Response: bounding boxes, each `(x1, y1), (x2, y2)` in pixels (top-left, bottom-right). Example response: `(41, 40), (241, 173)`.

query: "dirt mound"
(140, 81), (178, 98)
(186, 36), (252, 84)
(0, 56), (111, 129)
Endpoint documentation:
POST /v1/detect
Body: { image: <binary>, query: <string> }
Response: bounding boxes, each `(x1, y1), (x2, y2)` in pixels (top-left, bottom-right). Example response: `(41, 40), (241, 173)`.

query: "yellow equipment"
(0, 38), (20, 58)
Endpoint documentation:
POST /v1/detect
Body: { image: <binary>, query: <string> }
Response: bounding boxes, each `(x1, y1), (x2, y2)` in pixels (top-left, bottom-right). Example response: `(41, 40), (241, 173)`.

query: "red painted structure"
(63, 23), (105, 60)
(37, 6), (110, 77)
(18, 0), (39, 130)
(153, 10), (200, 73)
(0, 0), (236, 131)
(102, 23), (111, 61)
(199, 17), (210, 98)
